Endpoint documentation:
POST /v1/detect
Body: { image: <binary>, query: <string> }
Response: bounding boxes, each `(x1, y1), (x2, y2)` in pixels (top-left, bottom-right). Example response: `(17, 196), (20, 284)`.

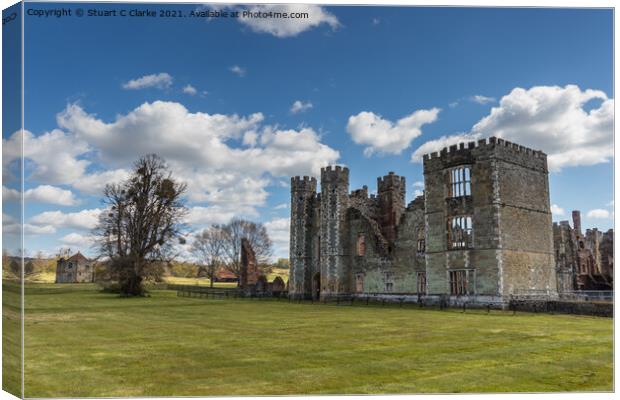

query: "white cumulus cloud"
(264, 217), (290, 258)
(60, 232), (96, 248)
(238, 5), (339, 38)
(586, 209), (611, 219)
(122, 73), (173, 90)
(71, 169), (131, 195)
(3, 185), (80, 206)
(290, 100), (313, 114)
(11, 98), (340, 254)
(30, 208), (102, 230)
(229, 65), (246, 77)
(182, 84), (198, 95)
(411, 85), (613, 171)
(347, 108), (440, 156)
(551, 204), (565, 216)
(3, 129), (90, 184)
(3, 221), (57, 236)
(470, 95), (496, 104)
(50, 101), (338, 220)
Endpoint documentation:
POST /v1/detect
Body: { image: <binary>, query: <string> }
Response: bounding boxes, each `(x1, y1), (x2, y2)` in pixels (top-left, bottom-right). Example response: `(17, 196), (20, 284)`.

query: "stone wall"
(320, 166), (350, 296)
(392, 198), (426, 293)
(289, 176), (316, 298)
(495, 153), (556, 295)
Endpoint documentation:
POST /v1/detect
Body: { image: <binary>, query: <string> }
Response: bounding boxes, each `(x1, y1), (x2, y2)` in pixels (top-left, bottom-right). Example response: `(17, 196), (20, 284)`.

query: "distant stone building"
(289, 137), (561, 305)
(554, 211), (613, 291)
(55, 252), (94, 283)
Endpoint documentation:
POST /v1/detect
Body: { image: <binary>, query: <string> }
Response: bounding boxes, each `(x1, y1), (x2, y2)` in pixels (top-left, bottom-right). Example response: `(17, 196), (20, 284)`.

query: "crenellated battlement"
(291, 175), (317, 192)
(377, 171), (406, 193)
(423, 136), (548, 173)
(321, 165), (350, 186)
(422, 136), (546, 161)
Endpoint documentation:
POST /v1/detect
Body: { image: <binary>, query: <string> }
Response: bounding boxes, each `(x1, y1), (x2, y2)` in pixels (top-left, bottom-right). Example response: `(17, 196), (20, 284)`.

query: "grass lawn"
(164, 268), (289, 287)
(2, 280), (22, 397)
(163, 276), (239, 288)
(22, 283), (612, 397)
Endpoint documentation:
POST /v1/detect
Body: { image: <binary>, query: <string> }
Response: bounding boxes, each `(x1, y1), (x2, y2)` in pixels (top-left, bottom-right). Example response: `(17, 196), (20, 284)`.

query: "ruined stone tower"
(320, 166), (350, 297)
(423, 137), (557, 301)
(289, 176), (317, 298)
(377, 172), (406, 251)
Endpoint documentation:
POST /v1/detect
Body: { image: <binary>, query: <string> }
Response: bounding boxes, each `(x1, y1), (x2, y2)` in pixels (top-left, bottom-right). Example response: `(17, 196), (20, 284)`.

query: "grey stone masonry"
(288, 137), (609, 305)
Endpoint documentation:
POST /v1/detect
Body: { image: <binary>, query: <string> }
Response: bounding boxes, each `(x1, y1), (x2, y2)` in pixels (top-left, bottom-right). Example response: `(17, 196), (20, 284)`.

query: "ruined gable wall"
(240, 238), (258, 288)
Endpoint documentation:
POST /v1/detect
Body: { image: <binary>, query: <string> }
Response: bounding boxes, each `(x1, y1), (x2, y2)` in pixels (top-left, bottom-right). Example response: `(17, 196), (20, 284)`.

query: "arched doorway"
(313, 272), (321, 300)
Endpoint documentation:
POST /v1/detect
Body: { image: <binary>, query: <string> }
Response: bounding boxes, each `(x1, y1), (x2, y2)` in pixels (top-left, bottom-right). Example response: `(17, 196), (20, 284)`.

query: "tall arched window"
(449, 166), (471, 197)
(448, 216), (473, 249)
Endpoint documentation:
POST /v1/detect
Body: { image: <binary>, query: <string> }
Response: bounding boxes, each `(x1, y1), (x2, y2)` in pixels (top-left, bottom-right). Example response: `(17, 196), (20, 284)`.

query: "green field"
(2, 280), (22, 397)
(17, 283), (613, 396)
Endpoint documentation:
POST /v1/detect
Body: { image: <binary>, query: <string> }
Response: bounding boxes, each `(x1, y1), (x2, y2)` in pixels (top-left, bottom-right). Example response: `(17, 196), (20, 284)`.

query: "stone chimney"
(572, 210), (582, 236)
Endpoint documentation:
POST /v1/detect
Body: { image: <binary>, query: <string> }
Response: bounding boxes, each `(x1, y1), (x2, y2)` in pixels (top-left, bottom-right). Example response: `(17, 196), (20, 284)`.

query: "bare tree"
(220, 219), (272, 280)
(56, 247), (72, 259)
(191, 225), (226, 287)
(94, 154), (187, 296)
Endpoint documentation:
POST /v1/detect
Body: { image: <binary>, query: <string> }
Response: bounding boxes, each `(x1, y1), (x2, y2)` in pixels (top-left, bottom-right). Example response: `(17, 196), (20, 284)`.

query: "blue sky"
(3, 4), (614, 259)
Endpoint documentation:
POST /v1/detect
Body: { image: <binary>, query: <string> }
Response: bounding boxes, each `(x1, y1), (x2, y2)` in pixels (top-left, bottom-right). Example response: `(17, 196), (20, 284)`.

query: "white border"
(0, 1), (616, 400)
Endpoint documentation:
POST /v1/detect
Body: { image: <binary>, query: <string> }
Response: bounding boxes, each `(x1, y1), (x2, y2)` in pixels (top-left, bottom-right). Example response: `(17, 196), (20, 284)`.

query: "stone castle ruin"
(289, 137), (613, 306)
(554, 211), (613, 292)
(55, 251), (94, 283)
